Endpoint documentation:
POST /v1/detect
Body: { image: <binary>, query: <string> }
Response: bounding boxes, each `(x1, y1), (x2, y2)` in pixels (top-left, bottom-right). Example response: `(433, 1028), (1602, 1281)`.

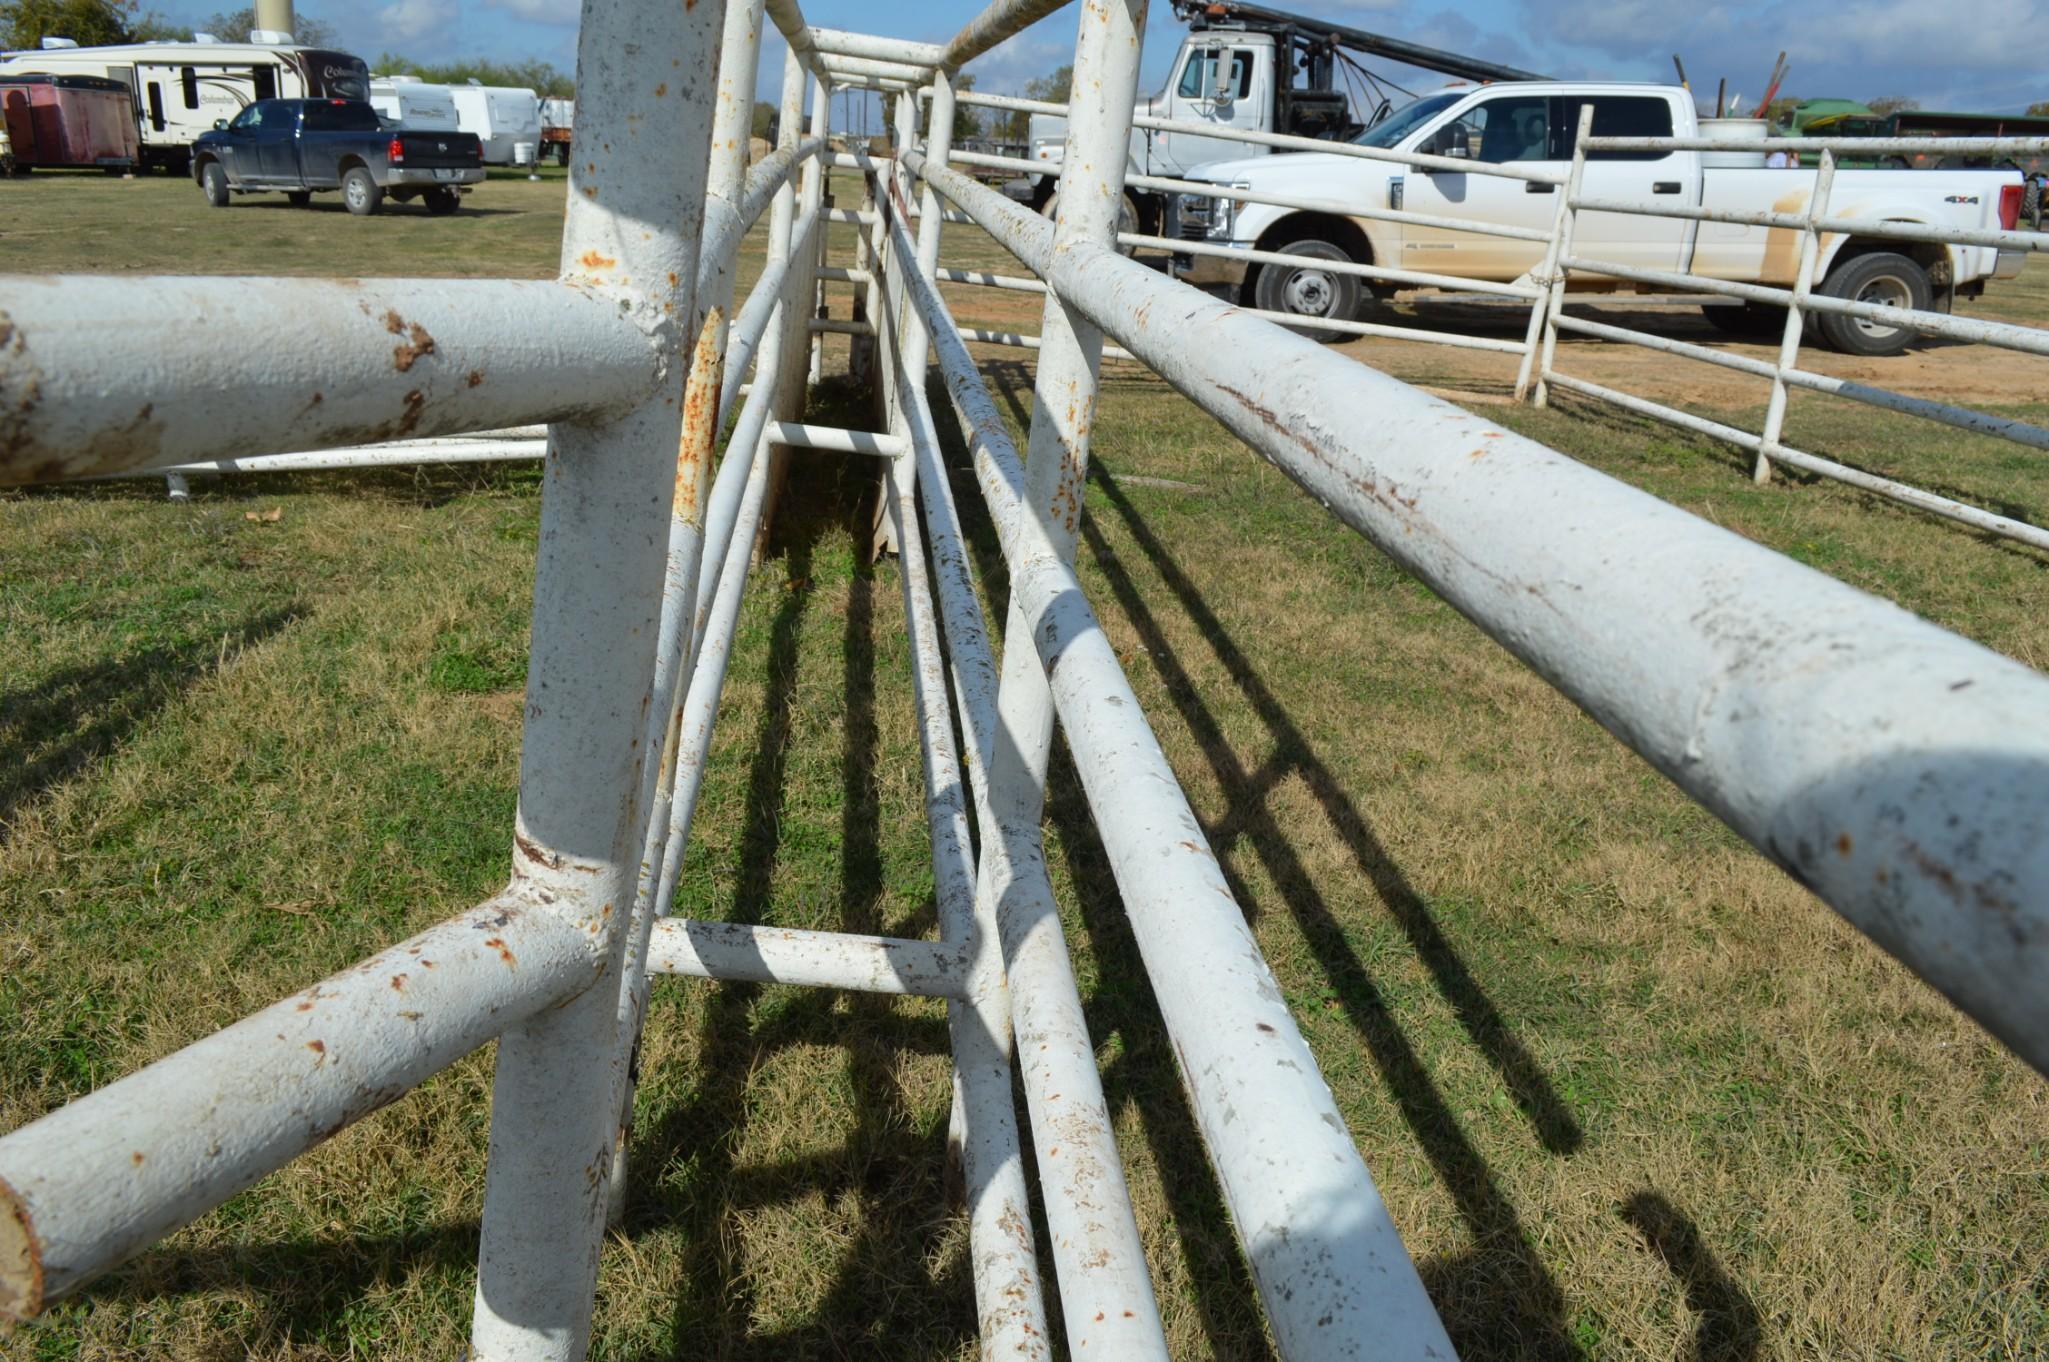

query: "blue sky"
(151, 0), (2049, 115)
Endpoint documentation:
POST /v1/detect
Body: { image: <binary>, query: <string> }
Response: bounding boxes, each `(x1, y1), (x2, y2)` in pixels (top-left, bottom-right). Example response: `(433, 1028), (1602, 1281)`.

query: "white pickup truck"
(1165, 81), (2031, 356)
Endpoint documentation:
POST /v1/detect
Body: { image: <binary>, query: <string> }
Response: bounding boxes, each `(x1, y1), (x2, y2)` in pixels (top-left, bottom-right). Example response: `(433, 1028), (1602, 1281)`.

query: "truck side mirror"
(1429, 123), (1469, 160)
(214, 119), (228, 131)
(1208, 55), (1235, 103)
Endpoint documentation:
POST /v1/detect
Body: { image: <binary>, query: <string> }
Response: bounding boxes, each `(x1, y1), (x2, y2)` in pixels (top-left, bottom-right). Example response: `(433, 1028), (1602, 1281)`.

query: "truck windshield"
(1354, 92), (1463, 149)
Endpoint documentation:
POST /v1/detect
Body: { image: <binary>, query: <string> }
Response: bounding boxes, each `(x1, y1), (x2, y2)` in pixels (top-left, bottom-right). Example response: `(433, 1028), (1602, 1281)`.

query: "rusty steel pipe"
(0, 897), (598, 1321)
(0, 276), (657, 486)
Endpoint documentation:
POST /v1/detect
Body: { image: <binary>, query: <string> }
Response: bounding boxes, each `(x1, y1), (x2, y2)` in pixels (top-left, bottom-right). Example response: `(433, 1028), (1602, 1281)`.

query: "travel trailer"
(368, 75), (460, 132)
(0, 73), (140, 172)
(448, 84), (541, 165)
(0, 41), (370, 171)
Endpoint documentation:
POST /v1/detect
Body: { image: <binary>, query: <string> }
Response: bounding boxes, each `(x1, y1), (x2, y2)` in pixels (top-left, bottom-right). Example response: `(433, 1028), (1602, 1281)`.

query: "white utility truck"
(1019, 0), (1543, 236)
(1167, 81), (2031, 356)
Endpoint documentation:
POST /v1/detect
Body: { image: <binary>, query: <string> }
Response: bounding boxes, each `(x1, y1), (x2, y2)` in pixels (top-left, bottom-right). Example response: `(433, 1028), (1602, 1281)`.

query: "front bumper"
(388, 167), (485, 188)
(1169, 249), (1252, 289)
(1993, 248), (2027, 281)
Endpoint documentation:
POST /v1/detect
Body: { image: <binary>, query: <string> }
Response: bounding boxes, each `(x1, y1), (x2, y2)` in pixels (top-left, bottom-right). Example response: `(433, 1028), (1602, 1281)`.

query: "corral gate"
(1, 1), (2045, 1358)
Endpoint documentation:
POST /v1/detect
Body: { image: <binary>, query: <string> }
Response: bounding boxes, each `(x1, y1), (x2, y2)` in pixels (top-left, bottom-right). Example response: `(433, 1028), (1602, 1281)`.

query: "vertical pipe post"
(468, 1), (726, 1357)
(966, 0), (1172, 1351)
(755, 47), (812, 551)
(1514, 171), (1572, 403)
(597, 0), (769, 1231)
(1532, 105), (1594, 410)
(810, 82), (832, 387)
(1755, 148), (1837, 483)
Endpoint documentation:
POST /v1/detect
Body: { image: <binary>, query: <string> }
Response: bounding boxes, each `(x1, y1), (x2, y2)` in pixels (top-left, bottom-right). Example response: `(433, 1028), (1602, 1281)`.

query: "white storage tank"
(1699, 117), (1770, 168)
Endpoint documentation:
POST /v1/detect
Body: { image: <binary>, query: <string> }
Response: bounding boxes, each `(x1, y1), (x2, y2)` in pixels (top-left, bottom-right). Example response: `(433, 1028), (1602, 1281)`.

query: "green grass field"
(1, 170), (2045, 1361)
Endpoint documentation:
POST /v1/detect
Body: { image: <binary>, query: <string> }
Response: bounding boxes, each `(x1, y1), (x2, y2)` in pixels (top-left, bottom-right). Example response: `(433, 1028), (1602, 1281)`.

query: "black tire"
(286, 190), (312, 208)
(341, 166), (383, 217)
(1700, 301), (1791, 339)
(1814, 251), (1930, 357)
(199, 160), (230, 208)
(424, 186), (461, 215)
(1249, 237), (1362, 339)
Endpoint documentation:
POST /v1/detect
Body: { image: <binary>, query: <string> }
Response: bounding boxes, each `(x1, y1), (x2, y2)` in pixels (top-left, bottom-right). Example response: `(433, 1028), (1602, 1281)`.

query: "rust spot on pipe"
(395, 389), (426, 438)
(130, 1151), (145, 1165)
(0, 1170), (43, 1322)
(390, 973), (408, 992)
(465, 370), (484, 388)
(674, 306), (725, 521)
(306, 1039), (326, 1060)
(419, 958), (435, 969)
(484, 937), (518, 968)
(514, 829), (565, 871)
(655, 83), (667, 97)
(386, 312), (437, 373)
(1836, 833), (1854, 856)
(578, 249), (617, 271)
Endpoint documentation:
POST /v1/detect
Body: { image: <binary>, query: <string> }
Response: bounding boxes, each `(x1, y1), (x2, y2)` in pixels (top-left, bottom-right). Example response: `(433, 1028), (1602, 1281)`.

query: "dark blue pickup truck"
(190, 98), (484, 216)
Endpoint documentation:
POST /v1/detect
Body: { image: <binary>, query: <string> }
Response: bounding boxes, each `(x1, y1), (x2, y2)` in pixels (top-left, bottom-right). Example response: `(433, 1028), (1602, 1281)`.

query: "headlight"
(1205, 183), (1251, 241)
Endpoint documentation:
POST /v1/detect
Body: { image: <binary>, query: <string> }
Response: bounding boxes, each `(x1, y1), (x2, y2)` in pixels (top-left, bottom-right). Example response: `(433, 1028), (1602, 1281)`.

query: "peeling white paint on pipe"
(917, 152), (2049, 1079)
(0, 276), (656, 486)
(807, 26), (948, 66)
(0, 897), (598, 1320)
(646, 919), (970, 996)
(467, 0), (728, 1355)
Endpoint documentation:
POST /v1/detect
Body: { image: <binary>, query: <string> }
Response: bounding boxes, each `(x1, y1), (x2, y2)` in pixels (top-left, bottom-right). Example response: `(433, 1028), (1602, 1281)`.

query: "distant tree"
(1867, 94), (1918, 117)
(752, 99), (775, 138)
(3, 0), (154, 47)
(198, 6), (335, 45)
(2029, 100), (2049, 117)
(952, 71), (984, 141)
(998, 63), (1071, 140)
(375, 51), (573, 98)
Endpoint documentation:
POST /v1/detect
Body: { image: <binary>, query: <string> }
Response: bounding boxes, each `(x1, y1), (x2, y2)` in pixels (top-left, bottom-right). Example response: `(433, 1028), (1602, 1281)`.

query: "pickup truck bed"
(191, 98), (484, 216)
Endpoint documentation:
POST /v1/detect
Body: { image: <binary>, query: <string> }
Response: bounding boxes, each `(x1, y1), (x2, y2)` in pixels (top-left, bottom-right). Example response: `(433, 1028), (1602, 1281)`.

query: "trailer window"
(1555, 97), (1674, 161)
(179, 66), (198, 109)
(146, 81), (166, 131)
(254, 65), (277, 101)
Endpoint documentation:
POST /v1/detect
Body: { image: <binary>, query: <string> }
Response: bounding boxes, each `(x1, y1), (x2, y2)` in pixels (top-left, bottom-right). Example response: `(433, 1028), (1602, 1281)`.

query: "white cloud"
(481, 0), (582, 25)
(374, 0), (455, 46)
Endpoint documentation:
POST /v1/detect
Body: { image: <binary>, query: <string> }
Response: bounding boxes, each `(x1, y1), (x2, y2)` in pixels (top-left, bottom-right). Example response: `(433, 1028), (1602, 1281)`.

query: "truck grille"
(1169, 193), (1212, 241)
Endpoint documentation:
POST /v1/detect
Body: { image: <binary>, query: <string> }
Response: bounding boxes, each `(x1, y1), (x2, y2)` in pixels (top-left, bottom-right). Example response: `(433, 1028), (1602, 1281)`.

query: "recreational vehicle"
(0, 41), (370, 171)
(368, 75), (460, 132)
(448, 84), (541, 165)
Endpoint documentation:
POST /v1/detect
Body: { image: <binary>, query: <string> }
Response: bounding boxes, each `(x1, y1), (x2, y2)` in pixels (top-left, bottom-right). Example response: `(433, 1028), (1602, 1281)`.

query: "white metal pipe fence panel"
(2, 1), (2047, 1359)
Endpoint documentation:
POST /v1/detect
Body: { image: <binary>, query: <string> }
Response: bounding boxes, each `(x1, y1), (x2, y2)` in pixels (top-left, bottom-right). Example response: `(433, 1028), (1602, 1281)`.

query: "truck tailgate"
(394, 131), (481, 170)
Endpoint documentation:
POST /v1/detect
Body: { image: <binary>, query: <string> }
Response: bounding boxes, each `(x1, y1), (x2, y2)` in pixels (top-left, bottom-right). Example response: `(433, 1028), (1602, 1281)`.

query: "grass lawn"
(1, 170), (2044, 1361)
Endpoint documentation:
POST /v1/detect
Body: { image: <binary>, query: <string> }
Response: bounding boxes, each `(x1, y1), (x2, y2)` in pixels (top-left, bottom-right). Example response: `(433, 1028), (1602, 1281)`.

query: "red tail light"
(1998, 184), (2022, 231)
(388, 136), (405, 165)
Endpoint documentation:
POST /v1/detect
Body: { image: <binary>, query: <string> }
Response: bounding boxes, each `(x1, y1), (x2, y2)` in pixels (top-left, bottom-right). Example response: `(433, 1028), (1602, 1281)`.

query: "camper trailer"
(0, 73), (139, 172)
(448, 84), (541, 165)
(368, 75), (460, 132)
(0, 41), (370, 171)
(539, 96), (572, 165)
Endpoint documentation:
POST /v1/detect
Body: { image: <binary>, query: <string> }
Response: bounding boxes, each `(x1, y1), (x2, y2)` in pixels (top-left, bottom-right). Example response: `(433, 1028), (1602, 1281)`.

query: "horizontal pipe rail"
(809, 317), (873, 336)
(0, 895), (599, 1317)
(1541, 365), (2049, 550)
(805, 25), (948, 66)
(763, 420), (901, 454)
(913, 149), (2049, 1077)
(0, 277), (658, 485)
(1549, 312), (2049, 452)
(940, 0), (1074, 71)
(954, 326), (1138, 361)
(1569, 194), (2049, 255)
(945, 87), (1571, 185)
(646, 920), (969, 996)
(1557, 255), (2049, 357)
(816, 53), (931, 84)
(1586, 134), (2049, 155)
(935, 266), (1047, 293)
(939, 149), (1560, 245)
(1124, 232), (1545, 300)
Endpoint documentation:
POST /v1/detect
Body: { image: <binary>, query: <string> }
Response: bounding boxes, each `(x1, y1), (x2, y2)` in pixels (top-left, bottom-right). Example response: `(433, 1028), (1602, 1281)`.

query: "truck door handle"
(1525, 181), (1554, 194)
(1652, 181), (1682, 194)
